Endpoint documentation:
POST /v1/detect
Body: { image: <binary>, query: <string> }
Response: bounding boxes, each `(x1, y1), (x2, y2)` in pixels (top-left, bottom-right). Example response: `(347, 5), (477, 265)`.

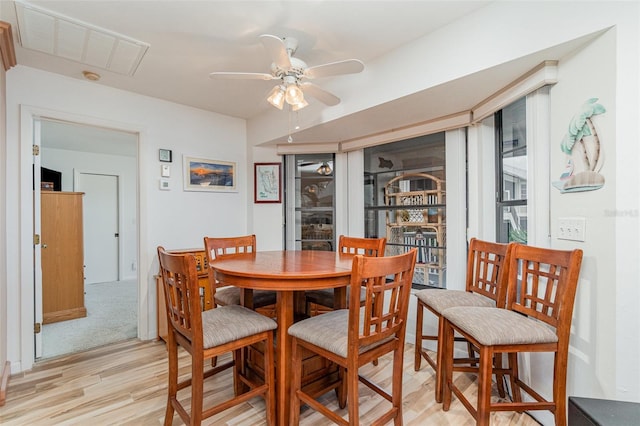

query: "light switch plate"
(558, 217), (586, 242)
(161, 164), (171, 177)
(159, 178), (170, 190)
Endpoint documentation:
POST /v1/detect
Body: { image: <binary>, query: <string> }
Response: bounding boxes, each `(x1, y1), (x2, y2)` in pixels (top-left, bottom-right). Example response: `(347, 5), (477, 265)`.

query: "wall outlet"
(558, 217), (586, 242)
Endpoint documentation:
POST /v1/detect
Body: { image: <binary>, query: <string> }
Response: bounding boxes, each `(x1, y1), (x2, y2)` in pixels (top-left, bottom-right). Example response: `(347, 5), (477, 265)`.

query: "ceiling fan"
(209, 34), (364, 111)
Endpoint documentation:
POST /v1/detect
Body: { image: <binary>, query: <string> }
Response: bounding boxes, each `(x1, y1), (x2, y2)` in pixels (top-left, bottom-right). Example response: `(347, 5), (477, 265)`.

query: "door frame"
(19, 105), (147, 371)
(33, 118), (43, 358)
(74, 170), (123, 282)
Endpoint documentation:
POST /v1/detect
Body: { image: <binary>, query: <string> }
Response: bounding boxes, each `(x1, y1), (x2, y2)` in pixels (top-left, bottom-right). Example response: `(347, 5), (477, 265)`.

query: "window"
(495, 97), (527, 243)
(364, 133), (446, 289)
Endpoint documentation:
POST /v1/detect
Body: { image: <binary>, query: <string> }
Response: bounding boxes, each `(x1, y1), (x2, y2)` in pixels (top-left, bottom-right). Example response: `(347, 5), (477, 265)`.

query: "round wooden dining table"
(211, 250), (355, 426)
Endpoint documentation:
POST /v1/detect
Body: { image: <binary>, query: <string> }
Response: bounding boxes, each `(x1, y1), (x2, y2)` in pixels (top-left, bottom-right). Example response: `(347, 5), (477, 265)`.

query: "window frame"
(494, 101), (528, 244)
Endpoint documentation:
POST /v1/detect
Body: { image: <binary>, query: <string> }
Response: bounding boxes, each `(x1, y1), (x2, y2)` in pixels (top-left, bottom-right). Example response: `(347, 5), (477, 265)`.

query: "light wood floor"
(0, 338), (540, 425)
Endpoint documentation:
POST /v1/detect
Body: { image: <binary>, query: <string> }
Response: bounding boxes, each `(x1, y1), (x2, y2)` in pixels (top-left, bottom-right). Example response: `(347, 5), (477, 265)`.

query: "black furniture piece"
(568, 396), (640, 425)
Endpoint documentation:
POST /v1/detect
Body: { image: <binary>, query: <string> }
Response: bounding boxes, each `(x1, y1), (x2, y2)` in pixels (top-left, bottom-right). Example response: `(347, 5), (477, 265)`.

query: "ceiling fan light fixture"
(285, 83), (304, 105)
(210, 34), (365, 113)
(267, 85), (286, 110)
(316, 162), (332, 176)
(291, 98), (308, 111)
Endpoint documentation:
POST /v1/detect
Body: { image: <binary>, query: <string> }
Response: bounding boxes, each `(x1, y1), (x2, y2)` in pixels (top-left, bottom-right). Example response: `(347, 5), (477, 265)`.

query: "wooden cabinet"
(41, 192), (87, 324)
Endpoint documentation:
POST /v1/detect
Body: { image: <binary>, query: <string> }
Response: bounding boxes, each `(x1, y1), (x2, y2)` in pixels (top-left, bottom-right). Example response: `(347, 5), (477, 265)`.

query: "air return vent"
(14, 1), (149, 76)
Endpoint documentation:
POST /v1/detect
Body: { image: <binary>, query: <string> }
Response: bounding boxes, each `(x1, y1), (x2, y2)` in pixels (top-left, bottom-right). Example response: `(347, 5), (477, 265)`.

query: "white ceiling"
(1, 1), (599, 151)
(3, 1), (492, 117)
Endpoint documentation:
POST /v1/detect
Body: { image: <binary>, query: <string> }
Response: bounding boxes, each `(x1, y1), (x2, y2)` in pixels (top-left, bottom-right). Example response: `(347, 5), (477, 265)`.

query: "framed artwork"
(159, 149), (172, 162)
(183, 156), (237, 192)
(254, 162), (281, 203)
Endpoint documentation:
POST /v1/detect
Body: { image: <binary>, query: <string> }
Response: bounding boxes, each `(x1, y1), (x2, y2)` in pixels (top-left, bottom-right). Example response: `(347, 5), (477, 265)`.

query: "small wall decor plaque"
(553, 98), (606, 193)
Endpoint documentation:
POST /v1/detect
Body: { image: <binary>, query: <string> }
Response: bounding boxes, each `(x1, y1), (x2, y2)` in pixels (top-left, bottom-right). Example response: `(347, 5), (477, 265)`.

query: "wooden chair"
(414, 238), (515, 402)
(305, 235), (386, 316)
(157, 246), (277, 425)
(289, 249), (417, 425)
(203, 235), (276, 311)
(441, 244), (583, 426)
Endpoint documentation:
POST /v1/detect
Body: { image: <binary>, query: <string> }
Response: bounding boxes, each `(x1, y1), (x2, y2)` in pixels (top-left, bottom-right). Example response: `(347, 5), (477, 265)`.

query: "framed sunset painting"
(183, 156), (237, 192)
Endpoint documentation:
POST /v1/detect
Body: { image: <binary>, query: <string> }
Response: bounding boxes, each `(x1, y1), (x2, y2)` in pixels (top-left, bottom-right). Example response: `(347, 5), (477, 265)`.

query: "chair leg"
(434, 316), (445, 403)
(441, 319), (454, 412)
(476, 345), (493, 426)
(164, 333), (178, 426)
(264, 333), (276, 426)
(467, 341), (477, 367)
(508, 353), (522, 403)
(493, 353), (506, 398)
(336, 366), (347, 409)
(393, 344), (404, 425)
(347, 358), (360, 423)
(232, 349), (243, 396)
(289, 337), (302, 426)
(190, 351), (204, 426)
(414, 300), (424, 371)
(553, 351), (568, 426)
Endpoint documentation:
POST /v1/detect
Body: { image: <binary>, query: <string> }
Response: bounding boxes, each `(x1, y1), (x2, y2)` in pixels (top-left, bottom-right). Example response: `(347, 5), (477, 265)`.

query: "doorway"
(76, 172), (120, 284)
(36, 118), (139, 359)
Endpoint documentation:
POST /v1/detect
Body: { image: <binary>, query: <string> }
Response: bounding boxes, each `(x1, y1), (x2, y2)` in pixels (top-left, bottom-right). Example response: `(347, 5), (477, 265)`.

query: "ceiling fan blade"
(304, 59), (364, 79)
(301, 82), (340, 106)
(259, 34), (292, 70)
(209, 72), (276, 81)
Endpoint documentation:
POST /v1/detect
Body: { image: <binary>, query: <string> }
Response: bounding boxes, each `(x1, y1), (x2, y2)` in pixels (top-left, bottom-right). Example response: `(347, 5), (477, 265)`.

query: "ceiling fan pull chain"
(295, 111), (301, 130)
(287, 109), (293, 143)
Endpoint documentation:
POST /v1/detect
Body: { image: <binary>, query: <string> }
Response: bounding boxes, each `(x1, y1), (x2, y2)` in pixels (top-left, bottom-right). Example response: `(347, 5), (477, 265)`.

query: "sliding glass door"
(285, 154), (335, 251)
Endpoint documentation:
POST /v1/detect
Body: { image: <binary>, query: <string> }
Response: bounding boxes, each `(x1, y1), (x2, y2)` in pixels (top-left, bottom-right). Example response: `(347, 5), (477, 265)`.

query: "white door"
(77, 173), (119, 284)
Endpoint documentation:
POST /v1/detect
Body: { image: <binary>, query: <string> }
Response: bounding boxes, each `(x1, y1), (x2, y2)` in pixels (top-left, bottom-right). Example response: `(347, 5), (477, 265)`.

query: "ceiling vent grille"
(14, 1), (149, 76)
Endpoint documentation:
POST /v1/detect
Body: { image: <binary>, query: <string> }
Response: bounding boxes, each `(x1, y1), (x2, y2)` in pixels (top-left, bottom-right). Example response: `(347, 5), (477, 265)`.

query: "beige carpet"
(41, 279), (137, 359)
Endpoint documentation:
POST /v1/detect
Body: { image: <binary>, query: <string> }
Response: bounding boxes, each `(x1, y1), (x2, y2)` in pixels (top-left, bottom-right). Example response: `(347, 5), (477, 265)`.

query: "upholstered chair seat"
(214, 287), (277, 308)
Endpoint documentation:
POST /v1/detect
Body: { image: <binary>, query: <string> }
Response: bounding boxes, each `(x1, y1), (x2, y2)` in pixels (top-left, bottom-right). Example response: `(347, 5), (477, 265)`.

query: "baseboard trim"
(0, 360), (10, 406)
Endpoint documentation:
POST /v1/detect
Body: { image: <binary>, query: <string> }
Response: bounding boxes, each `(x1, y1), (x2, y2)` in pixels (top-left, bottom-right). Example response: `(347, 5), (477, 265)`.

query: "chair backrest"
(506, 244), (583, 338)
(204, 235), (256, 291)
(466, 238), (516, 308)
(204, 234), (256, 261)
(157, 246), (202, 346)
(348, 249), (417, 353)
(338, 235), (386, 257)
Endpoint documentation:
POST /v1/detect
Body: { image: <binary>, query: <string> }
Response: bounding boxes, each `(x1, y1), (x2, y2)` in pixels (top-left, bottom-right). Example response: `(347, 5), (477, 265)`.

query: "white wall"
(462, 11), (638, 424)
(248, 144), (284, 250)
(41, 147), (138, 281)
(549, 28), (634, 403)
(5, 65), (249, 372)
